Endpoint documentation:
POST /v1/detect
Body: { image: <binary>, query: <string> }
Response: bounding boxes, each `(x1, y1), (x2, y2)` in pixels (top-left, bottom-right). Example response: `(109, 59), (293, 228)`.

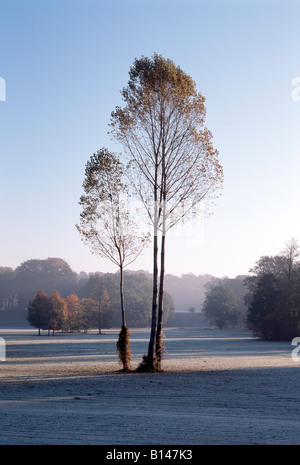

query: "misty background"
(1, 0), (300, 280)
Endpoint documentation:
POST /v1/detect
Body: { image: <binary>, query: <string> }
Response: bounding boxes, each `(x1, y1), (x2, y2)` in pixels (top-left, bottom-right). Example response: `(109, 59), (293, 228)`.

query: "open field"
(0, 327), (300, 445)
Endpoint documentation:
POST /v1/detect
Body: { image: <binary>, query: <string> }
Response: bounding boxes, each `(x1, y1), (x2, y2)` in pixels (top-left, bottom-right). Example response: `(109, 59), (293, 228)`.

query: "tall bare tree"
(110, 54), (223, 370)
(281, 237), (300, 280)
(76, 148), (149, 370)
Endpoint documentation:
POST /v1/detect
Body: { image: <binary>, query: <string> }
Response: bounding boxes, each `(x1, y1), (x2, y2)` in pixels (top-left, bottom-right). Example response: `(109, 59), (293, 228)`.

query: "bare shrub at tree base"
(116, 325), (131, 371)
(136, 354), (160, 373)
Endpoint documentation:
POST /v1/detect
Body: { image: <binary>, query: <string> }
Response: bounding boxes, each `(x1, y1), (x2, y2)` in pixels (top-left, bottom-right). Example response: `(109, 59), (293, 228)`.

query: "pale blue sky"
(1, 0), (300, 277)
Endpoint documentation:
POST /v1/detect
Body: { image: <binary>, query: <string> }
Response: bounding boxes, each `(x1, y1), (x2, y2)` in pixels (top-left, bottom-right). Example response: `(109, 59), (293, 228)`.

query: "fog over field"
(0, 328), (299, 445)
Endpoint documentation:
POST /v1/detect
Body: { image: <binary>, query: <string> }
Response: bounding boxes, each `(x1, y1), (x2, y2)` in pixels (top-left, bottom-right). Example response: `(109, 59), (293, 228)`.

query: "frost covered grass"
(0, 327), (299, 444)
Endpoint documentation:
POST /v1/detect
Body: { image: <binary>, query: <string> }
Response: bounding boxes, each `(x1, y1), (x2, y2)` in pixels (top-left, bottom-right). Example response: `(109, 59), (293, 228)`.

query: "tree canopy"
(202, 285), (239, 329)
(77, 148), (148, 272)
(27, 290), (67, 335)
(14, 258), (78, 311)
(244, 238), (300, 340)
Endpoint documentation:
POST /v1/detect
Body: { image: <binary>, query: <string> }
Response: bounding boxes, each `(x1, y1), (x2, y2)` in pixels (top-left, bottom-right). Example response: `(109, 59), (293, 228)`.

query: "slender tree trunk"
(98, 302), (102, 335)
(117, 264), (131, 371)
(156, 140), (166, 370)
(119, 264), (126, 327)
(147, 198), (159, 370)
(146, 152), (160, 371)
(156, 232), (166, 369)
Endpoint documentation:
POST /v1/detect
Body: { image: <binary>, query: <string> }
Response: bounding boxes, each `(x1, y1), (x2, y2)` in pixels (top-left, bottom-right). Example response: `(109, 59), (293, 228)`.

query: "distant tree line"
(0, 258), (174, 329)
(202, 238), (300, 340)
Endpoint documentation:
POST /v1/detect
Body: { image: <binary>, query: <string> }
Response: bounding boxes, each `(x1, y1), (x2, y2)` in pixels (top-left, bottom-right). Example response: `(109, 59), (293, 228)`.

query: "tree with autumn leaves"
(77, 53), (223, 371)
(76, 148), (149, 370)
(27, 289), (111, 335)
(27, 290), (67, 335)
(110, 53), (223, 370)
